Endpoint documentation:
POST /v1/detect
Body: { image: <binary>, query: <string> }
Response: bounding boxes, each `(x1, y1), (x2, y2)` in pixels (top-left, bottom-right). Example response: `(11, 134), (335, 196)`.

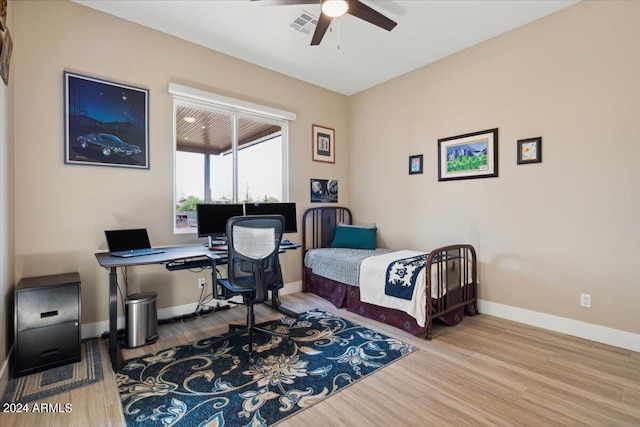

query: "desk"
(95, 244), (298, 369)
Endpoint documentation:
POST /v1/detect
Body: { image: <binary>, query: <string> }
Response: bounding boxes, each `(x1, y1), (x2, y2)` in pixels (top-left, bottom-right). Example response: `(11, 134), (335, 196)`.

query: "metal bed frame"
(302, 206), (478, 338)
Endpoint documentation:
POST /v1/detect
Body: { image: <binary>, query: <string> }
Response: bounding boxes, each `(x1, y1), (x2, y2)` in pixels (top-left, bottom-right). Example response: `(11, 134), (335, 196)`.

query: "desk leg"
(210, 257), (225, 300)
(108, 267), (123, 369)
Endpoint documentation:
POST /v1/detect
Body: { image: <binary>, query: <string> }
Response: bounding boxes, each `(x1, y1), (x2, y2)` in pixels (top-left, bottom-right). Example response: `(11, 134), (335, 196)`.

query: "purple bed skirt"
(303, 267), (471, 336)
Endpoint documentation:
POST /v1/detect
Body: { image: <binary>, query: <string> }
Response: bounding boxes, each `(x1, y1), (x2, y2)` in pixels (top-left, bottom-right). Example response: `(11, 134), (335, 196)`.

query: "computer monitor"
(244, 202), (297, 233)
(196, 204), (244, 241)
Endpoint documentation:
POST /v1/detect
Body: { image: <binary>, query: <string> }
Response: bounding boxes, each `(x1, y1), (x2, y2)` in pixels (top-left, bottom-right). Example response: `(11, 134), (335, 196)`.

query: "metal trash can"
(125, 292), (158, 348)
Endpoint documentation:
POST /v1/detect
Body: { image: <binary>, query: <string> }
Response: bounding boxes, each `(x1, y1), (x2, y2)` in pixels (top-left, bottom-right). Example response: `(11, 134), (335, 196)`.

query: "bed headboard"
(302, 206), (352, 252)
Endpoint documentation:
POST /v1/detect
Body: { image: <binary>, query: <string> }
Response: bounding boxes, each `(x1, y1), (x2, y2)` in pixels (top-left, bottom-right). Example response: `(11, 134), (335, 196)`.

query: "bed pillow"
(338, 222), (376, 229)
(330, 224), (377, 249)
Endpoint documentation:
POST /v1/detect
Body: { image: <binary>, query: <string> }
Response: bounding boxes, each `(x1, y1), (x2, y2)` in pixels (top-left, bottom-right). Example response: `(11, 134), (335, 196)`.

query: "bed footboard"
(426, 244), (478, 339)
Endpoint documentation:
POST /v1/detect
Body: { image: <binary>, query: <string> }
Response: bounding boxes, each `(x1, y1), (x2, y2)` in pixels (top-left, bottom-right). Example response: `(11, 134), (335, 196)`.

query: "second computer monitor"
(244, 202), (297, 233)
(196, 203), (244, 239)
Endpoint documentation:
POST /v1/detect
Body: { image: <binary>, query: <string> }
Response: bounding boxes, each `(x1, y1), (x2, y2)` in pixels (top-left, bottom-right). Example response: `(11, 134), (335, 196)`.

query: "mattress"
(303, 248), (392, 286)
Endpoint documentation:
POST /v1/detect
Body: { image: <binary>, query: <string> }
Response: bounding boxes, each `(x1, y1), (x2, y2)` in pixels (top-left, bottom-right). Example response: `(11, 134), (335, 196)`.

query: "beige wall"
(348, 1), (640, 334)
(11, 1), (349, 327)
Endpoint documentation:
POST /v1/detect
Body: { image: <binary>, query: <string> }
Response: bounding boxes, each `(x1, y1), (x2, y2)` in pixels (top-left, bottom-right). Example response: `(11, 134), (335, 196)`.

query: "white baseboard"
(478, 299), (640, 352)
(81, 281), (303, 340)
(83, 284), (638, 352)
(283, 280), (302, 294)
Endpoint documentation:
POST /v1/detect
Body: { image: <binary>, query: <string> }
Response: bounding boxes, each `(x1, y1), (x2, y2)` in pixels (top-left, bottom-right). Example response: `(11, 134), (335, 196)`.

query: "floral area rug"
(116, 309), (417, 426)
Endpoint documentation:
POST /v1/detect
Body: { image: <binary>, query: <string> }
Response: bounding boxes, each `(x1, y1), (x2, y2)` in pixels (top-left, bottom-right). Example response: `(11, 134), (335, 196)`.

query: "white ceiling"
(73, 0), (579, 96)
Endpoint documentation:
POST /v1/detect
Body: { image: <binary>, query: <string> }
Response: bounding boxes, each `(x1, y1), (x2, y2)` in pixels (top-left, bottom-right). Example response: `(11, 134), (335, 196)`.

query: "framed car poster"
(64, 71), (149, 169)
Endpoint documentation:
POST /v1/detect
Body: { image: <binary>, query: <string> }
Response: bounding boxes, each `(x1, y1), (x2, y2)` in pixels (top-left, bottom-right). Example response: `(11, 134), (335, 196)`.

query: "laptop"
(105, 228), (165, 258)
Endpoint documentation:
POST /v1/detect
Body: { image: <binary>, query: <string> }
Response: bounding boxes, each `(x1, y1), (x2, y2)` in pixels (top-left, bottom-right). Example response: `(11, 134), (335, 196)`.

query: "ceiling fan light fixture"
(321, 0), (348, 18)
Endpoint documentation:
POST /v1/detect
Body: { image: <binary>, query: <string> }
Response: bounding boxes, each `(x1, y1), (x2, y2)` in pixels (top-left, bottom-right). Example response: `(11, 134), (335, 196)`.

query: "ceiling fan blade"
(249, 0), (319, 5)
(311, 12), (332, 45)
(346, 0), (397, 31)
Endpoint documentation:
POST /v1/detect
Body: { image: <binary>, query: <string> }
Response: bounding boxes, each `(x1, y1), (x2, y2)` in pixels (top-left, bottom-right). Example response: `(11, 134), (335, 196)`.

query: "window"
(169, 84), (295, 233)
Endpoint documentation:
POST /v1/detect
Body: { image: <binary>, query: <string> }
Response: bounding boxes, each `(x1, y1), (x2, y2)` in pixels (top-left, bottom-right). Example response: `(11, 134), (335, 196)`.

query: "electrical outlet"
(580, 293), (591, 308)
(198, 278), (206, 289)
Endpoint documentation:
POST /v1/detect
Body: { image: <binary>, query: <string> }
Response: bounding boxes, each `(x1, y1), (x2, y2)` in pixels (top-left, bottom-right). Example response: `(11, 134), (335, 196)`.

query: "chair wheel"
(286, 338), (294, 346)
(249, 355), (256, 364)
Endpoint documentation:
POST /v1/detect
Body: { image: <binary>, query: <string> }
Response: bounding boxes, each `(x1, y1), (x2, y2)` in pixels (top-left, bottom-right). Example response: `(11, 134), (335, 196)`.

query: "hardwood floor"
(2, 292), (639, 426)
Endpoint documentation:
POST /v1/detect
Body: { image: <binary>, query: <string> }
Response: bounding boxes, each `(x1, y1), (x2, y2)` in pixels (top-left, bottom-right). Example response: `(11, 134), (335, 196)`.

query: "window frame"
(169, 83), (296, 235)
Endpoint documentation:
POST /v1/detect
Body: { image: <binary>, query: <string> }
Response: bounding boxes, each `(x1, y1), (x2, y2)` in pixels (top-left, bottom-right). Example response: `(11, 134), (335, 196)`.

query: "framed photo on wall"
(312, 124), (335, 163)
(64, 71), (149, 169)
(438, 128), (498, 181)
(517, 137), (542, 164)
(0, 27), (12, 86)
(310, 178), (338, 203)
(0, 0), (7, 31)
(409, 154), (423, 175)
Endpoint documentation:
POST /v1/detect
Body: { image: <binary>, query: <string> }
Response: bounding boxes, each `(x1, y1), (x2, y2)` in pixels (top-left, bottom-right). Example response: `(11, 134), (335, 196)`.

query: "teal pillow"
(330, 225), (377, 249)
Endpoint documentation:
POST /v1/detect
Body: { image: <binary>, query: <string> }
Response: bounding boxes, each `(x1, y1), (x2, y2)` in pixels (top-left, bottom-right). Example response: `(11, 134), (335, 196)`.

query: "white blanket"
(359, 250), (428, 327)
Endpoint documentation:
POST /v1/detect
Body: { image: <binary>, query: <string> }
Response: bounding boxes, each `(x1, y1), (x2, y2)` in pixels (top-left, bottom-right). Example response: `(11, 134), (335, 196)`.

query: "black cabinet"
(14, 272), (81, 377)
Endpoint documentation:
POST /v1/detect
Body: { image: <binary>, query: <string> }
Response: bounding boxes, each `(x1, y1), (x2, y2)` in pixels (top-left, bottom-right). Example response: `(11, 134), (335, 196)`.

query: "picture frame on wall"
(409, 154), (423, 175)
(0, 0), (7, 32)
(310, 178), (338, 203)
(312, 124), (335, 163)
(0, 27), (12, 86)
(64, 71), (150, 169)
(438, 128), (499, 181)
(517, 137), (542, 164)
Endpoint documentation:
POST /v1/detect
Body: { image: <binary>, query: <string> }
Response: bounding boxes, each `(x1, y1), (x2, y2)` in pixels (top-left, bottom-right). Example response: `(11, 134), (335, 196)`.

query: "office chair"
(216, 214), (290, 363)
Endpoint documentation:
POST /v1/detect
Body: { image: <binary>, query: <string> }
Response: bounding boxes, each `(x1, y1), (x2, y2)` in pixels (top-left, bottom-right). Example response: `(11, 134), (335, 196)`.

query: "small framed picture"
(409, 154), (423, 175)
(0, 0), (7, 32)
(517, 137), (542, 164)
(312, 124), (335, 163)
(0, 27), (12, 86)
(310, 178), (338, 203)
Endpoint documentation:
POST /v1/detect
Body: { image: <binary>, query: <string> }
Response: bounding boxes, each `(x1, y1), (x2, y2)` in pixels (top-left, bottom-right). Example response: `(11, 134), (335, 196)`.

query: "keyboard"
(110, 248), (165, 258)
(165, 258), (212, 271)
(209, 245), (228, 251)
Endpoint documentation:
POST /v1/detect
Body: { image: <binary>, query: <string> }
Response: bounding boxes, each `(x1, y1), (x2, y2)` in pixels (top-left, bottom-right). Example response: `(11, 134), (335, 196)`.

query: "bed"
(302, 206), (478, 338)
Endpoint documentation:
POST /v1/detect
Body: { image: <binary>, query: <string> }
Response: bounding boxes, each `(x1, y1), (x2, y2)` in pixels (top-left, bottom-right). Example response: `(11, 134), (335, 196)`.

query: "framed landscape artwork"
(64, 71), (149, 169)
(438, 128), (498, 181)
(312, 124), (335, 163)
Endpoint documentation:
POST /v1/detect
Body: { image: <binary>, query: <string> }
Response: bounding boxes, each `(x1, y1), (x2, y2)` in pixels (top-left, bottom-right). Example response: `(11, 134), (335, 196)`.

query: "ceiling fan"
(250, 0), (397, 46)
